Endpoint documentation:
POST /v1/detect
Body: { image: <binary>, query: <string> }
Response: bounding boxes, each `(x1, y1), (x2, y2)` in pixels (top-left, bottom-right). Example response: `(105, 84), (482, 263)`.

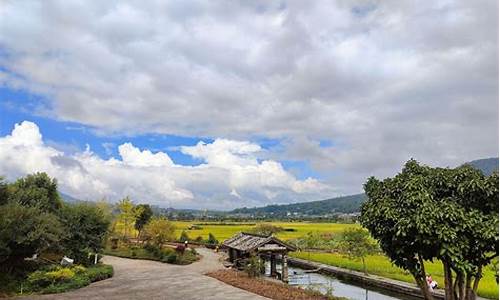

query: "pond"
(264, 261), (420, 300)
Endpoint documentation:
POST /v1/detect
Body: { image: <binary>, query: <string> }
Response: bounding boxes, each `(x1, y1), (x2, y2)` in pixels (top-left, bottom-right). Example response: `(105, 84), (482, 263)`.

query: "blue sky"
(0, 1), (497, 209)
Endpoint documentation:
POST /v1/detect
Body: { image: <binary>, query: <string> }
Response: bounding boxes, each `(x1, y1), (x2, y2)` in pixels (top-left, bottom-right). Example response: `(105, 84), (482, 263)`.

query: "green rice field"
(290, 251), (498, 299)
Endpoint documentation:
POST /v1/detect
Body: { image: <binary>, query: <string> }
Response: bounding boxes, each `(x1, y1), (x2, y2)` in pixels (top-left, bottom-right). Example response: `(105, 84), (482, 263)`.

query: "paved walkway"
(16, 248), (269, 300)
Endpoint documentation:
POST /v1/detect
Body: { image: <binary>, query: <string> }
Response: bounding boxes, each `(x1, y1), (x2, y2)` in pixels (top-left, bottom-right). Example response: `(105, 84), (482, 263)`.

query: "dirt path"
(16, 248), (269, 300)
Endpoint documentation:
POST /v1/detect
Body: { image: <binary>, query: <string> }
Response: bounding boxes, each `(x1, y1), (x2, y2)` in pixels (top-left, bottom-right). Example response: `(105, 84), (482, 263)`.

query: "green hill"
(230, 193), (367, 217)
(465, 157), (498, 175)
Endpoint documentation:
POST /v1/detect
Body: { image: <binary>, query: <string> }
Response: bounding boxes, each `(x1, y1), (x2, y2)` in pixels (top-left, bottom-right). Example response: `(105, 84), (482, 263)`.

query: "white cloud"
(0, 1), (497, 195)
(0, 121), (332, 209)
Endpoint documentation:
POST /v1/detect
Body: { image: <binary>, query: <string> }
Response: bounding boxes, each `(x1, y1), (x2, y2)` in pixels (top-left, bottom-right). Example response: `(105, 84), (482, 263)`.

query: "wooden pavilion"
(222, 232), (297, 282)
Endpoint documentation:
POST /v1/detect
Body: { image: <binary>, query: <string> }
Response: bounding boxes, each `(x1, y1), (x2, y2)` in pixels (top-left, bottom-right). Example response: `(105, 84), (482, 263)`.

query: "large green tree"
(7, 172), (62, 212)
(58, 203), (111, 265)
(0, 202), (63, 270)
(360, 159), (498, 300)
(134, 204), (153, 238)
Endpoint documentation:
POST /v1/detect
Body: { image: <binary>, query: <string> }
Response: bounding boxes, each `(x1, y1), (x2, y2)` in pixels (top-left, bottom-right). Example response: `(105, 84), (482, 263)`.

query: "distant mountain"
(230, 193), (367, 217)
(59, 191), (84, 203)
(464, 157), (499, 176)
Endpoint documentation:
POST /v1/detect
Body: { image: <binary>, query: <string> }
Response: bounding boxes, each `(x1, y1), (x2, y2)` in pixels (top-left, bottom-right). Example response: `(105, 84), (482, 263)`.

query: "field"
(171, 221), (358, 241)
(291, 252), (498, 299)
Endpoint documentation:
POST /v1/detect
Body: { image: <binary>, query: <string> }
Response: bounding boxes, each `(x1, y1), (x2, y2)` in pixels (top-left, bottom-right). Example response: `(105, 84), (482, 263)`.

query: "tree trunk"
(468, 266), (482, 300)
(457, 272), (465, 300)
(464, 273), (472, 300)
(443, 260), (455, 300)
(417, 254), (434, 300)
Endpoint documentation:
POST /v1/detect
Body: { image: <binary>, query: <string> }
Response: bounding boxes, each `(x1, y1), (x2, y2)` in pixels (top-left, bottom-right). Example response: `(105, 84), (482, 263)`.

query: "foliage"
(207, 233), (219, 245)
(115, 196), (139, 239)
(244, 255), (263, 278)
(7, 172), (62, 213)
(249, 223), (284, 236)
(58, 202), (111, 266)
(134, 204), (153, 237)
(0, 202), (64, 268)
(338, 228), (378, 274)
(179, 230), (190, 242)
(143, 217), (176, 247)
(23, 264), (112, 295)
(360, 159), (499, 300)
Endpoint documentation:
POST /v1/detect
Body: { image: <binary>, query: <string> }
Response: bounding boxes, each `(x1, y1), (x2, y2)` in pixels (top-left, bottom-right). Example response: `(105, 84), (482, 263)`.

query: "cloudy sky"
(0, 1), (498, 209)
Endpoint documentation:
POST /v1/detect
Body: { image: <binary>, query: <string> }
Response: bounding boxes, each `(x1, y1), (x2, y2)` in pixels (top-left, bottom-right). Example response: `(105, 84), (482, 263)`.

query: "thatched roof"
(222, 232), (296, 253)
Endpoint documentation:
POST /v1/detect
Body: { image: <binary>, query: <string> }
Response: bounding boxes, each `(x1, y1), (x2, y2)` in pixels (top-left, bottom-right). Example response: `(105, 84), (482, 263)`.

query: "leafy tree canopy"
(360, 159), (498, 300)
(8, 172), (62, 213)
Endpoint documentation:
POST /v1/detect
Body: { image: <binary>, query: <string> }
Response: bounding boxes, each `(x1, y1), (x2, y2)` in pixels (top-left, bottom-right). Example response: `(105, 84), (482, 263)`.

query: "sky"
(0, 1), (498, 210)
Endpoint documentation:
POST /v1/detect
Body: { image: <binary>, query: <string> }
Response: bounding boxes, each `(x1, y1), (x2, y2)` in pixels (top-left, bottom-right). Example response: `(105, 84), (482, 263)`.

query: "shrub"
(144, 243), (163, 258)
(85, 265), (113, 282)
(207, 233), (218, 245)
(249, 224), (283, 236)
(46, 268), (75, 283)
(143, 217), (176, 247)
(163, 253), (177, 264)
(244, 255), (263, 278)
(71, 265), (87, 274)
(58, 203), (110, 266)
(179, 231), (190, 243)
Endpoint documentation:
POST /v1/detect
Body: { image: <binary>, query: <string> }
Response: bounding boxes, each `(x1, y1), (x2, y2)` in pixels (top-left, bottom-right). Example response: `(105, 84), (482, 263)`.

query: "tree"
(115, 196), (138, 239)
(249, 223), (283, 236)
(360, 159), (498, 300)
(179, 230), (190, 243)
(338, 228), (378, 274)
(7, 172), (62, 213)
(143, 217), (176, 248)
(58, 203), (111, 265)
(0, 202), (63, 270)
(207, 233), (219, 245)
(134, 204), (153, 239)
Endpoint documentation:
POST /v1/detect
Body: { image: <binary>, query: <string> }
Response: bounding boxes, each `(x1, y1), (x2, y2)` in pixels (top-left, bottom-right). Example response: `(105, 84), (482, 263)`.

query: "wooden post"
(282, 253), (288, 283)
(270, 254), (277, 277)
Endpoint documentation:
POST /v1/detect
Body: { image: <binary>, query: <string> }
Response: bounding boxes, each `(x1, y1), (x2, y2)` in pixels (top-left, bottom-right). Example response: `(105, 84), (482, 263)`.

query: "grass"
(290, 251), (499, 299)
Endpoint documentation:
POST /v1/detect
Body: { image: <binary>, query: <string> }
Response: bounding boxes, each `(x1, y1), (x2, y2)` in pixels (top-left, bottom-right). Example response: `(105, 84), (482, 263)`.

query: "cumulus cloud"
(0, 1), (497, 195)
(0, 121), (332, 209)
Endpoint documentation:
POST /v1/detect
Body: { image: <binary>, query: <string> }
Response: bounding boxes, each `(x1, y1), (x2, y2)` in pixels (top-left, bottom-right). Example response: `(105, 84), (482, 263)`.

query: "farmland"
(291, 251), (499, 299)
(171, 221), (498, 299)
(171, 221), (358, 241)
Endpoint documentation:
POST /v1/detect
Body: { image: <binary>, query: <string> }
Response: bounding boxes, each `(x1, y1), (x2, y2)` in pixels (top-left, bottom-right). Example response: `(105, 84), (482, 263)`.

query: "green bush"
(163, 253), (177, 264)
(244, 255), (263, 277)
(85, 265), (113, 282)
(25, 264), (113, 294)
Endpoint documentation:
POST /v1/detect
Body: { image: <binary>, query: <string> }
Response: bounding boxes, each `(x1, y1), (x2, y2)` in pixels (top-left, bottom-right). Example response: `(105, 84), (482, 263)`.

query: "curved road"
(16, 248), (268, 300)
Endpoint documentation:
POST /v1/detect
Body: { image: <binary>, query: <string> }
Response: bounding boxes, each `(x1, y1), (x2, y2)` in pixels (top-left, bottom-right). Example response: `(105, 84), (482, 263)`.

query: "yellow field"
(171, 221), (358, 241)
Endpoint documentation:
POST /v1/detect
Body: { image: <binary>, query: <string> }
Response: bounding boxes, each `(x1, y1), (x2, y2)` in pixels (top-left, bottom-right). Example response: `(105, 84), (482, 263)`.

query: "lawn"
(290, 251), (499, 299)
